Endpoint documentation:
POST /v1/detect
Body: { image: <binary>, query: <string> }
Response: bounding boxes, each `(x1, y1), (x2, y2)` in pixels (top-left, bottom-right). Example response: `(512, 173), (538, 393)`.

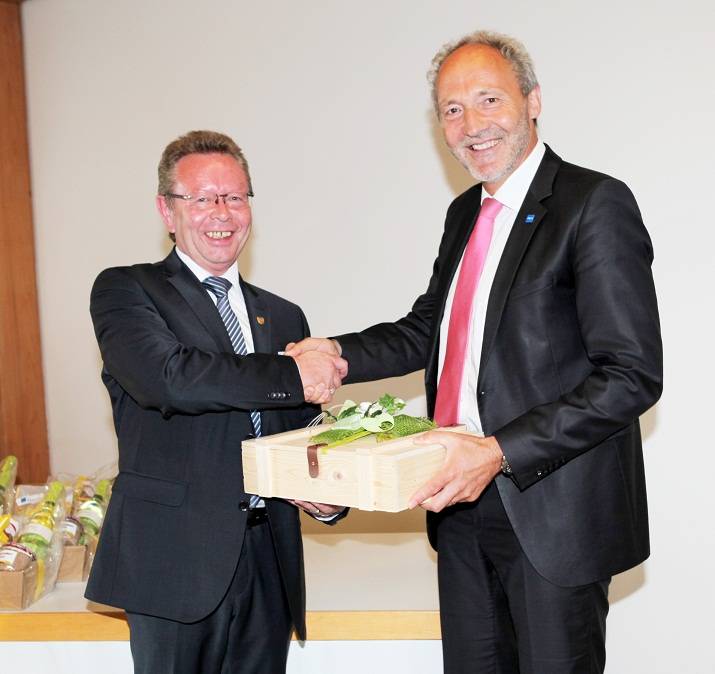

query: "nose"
(211, 197), (231, 221)
(462, 106), (488, 137)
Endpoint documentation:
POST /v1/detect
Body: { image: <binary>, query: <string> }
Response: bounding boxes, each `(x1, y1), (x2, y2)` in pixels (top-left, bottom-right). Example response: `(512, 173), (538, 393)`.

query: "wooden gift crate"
(242, 425), (464, 512)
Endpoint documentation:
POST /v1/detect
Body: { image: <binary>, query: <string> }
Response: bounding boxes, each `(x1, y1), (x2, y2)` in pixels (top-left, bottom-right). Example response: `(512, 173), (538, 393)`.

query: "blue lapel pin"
(525, 214), (536, 223)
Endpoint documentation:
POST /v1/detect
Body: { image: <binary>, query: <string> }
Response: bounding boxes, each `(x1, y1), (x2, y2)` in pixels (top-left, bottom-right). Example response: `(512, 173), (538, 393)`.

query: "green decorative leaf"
(376, 415), (436, 441)
(310, 428), (361, 444)
(309, 395), (435, 451)
(319, 429), (373, 451)
(361, 411), (395, 433)
(377, 394), (406, 415)
(334, 400), (359, 419)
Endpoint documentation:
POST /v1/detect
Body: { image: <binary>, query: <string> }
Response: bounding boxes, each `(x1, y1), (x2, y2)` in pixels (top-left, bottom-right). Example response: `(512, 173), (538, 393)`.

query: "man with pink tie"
(287, 30), (662, 673)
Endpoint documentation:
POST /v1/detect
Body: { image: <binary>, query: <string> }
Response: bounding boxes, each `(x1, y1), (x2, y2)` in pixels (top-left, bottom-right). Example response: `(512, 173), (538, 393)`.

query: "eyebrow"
(439, 87), (503, 107)
(475, 87), (504, 97)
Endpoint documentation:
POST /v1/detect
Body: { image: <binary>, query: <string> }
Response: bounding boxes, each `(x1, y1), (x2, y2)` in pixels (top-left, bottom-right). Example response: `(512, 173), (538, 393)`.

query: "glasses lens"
(187, 193), (251, 210)
(224, 193), (251, 209)
(192, 194), (215, 209)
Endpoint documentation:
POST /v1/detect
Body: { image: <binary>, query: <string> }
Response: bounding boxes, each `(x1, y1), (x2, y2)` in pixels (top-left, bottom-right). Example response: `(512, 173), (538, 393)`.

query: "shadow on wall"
(640, 405), (658, 442)
(606, 406), (657, 603)
(610, 563), (646, 604)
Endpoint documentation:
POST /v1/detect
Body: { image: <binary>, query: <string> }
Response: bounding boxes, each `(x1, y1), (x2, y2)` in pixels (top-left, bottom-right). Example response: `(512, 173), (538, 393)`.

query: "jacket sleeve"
(336, 284), (434, 383)
(494, 179), (663, 489)
(334, 194), (470, 382)
(90, 267), (305, 417)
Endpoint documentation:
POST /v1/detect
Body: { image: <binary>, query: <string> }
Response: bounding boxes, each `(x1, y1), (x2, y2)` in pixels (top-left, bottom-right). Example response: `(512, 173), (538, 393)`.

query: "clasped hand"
(282, 337), (347, 517)
(286, 338), (346, 405)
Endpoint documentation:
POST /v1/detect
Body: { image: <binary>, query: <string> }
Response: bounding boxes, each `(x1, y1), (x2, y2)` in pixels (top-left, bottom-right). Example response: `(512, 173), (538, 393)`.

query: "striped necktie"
(202, 276), (263, 508)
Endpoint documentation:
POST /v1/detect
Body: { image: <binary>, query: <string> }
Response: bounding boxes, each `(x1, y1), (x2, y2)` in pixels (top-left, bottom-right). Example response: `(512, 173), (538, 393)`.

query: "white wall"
(20, 0), (714, 671)
(1, 640), (444, 673)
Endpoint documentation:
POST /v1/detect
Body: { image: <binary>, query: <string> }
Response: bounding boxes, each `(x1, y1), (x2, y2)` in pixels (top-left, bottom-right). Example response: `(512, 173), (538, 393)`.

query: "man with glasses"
(86, 130), (347, 673)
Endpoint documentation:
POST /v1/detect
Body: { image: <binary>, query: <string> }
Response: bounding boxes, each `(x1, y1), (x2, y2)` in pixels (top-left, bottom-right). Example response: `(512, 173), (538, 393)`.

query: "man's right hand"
(285, 337), (342, 358)
(292, 349), (347, 404)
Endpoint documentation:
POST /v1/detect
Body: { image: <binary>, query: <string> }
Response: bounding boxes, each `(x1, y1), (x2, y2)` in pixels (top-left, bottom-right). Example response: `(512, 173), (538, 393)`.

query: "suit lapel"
(241, 279), (272, 355)
(241, 280), (273, 433)
(478, 147), (560, 377)
(165, 250), (235, 353)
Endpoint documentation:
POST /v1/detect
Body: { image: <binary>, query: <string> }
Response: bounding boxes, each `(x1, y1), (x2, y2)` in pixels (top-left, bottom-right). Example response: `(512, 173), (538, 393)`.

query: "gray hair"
(427, 31), (538, 114)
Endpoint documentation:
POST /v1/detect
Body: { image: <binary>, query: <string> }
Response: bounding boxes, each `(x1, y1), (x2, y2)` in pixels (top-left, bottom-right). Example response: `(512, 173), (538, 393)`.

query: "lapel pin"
(525, 214), (536, 223)
(256, 316), (266, 326)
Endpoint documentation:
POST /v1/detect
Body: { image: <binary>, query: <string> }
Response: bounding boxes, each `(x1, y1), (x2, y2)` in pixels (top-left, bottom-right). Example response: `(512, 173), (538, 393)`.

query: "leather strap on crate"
(306, 444), (325, 478)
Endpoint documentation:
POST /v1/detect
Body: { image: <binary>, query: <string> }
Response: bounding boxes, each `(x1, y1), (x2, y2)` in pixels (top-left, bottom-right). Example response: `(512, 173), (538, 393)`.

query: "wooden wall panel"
(0, 2), (50, 483)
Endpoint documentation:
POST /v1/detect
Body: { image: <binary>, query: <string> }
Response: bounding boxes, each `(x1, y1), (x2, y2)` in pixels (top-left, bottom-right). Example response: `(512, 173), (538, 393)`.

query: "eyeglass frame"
(164, 191), (255, 208)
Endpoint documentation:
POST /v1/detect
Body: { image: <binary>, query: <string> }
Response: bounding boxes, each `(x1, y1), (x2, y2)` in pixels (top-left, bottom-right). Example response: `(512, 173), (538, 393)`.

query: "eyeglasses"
(165, 191), (254, 210)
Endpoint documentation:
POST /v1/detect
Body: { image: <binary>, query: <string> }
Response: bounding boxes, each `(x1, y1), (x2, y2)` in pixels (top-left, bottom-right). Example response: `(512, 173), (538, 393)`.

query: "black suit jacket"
(86, 250), (318, 638)
(337, 146), (662, 586)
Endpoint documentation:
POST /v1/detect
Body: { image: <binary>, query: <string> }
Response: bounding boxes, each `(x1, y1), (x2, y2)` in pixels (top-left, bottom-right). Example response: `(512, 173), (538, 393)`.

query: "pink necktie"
(434, 197), (502, 426)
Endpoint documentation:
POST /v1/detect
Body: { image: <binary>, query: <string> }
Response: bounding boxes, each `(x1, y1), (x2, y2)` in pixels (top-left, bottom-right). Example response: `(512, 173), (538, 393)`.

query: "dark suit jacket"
(86, 249), (319, 638)
(337, 146), (662, 586)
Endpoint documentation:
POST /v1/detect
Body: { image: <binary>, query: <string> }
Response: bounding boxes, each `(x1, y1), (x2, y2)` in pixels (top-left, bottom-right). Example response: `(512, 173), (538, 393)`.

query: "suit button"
(536, 471), (543, 477)
(285, 392), (291, 399)
(238, 501), (249, 511)
(479, 391), (486, 397)
(267, 392), (276, 400)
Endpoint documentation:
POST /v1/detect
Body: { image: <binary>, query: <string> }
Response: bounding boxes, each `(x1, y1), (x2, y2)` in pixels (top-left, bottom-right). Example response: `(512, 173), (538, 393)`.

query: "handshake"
(285, 338), (346, 405)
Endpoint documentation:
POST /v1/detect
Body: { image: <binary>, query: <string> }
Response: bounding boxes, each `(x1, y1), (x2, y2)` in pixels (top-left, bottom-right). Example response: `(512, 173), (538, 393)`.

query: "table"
(0, 533), (445, 673)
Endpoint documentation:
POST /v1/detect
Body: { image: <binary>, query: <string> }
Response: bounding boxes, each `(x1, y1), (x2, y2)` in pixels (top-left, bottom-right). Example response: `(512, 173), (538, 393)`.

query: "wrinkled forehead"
(172, 153), (249, 191)
(437, 44), (522, 97)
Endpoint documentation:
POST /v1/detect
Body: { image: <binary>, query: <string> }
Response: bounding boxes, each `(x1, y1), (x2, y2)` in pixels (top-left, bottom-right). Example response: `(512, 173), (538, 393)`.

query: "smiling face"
(436, 44), (541, 193)
(157, 153), (252, 275)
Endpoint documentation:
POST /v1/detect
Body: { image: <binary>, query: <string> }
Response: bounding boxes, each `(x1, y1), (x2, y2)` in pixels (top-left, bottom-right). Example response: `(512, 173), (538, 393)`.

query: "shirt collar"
(481, 140), (545, 211)
(175, 247), (241, 290)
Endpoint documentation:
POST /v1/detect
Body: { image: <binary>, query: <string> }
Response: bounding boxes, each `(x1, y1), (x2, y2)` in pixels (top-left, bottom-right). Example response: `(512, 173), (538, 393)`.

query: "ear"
(527, 85), (542, 121)
(156, 195), (175, 235)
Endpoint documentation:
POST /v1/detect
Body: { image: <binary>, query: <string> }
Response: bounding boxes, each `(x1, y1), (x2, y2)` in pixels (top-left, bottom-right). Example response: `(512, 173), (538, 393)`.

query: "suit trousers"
(126, 516), (292, 674)
(437, 482), (610, 674)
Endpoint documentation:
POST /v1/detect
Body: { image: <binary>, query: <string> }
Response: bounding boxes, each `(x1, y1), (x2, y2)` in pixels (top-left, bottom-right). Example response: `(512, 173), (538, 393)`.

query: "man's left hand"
(290, 500), (345, 519)
(408, 431), (503, 512)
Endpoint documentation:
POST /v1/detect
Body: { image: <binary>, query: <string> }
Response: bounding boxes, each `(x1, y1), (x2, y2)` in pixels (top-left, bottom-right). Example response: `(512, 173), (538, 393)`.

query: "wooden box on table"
(242, 425), (464, 512)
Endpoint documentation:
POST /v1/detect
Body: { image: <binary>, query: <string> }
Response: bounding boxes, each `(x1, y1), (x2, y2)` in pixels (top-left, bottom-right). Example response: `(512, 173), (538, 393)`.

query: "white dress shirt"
(437, 142), (545, 435)
(175, 248), (255, 354)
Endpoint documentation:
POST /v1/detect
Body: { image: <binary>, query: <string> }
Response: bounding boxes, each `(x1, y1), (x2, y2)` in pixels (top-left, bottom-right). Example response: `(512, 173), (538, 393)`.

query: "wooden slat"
(0, 610), (442, 641)
(307, 611), (441, 641)
(0, 611), (130, 641)
(0, 2), (50, 483)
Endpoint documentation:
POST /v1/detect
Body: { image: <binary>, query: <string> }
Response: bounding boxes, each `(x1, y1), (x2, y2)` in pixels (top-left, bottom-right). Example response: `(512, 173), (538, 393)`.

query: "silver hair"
(427, 30), (538, 114)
